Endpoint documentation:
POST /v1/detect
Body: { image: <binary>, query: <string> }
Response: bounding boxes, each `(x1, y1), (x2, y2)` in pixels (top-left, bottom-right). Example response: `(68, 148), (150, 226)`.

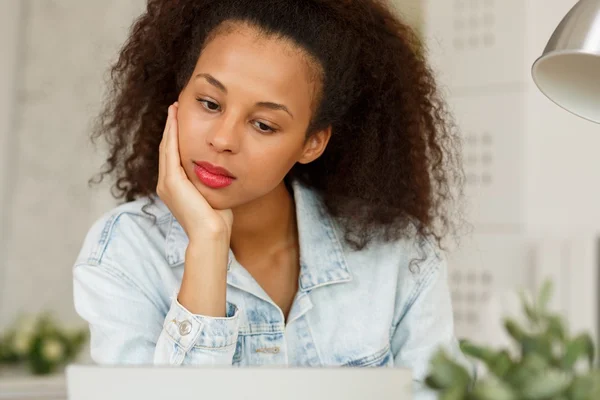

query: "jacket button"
(179, 320), (192, 336)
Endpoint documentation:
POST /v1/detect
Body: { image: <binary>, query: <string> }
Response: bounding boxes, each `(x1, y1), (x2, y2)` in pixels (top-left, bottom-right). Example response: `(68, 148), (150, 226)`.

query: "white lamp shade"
(532, 0), (600, 124)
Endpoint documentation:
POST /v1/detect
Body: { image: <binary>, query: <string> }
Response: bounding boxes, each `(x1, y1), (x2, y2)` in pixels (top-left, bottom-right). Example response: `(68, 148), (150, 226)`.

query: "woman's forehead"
(201, 25), (319, 82)
(195, 25), (322, 111)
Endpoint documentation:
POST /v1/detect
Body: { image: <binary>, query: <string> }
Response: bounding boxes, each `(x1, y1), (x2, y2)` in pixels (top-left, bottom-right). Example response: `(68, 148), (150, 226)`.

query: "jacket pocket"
(342, 345), (393, 367)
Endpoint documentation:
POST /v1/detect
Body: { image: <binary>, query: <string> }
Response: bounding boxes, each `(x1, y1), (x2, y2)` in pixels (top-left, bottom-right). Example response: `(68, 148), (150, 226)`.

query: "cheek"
(177, 129), (195, 158)
(176, 113), (207, 155)
(245, 139), (303, 177)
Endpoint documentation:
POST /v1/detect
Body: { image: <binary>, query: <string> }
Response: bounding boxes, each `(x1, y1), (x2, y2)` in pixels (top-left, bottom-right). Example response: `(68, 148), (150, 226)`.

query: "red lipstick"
(193, 161), (235, 189)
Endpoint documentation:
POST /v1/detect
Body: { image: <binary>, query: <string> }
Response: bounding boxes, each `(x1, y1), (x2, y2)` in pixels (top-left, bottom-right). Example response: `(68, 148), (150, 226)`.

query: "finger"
(160, 105), (172, 149)
(166, 104), (182, 175)
(158, 106), (172, 185)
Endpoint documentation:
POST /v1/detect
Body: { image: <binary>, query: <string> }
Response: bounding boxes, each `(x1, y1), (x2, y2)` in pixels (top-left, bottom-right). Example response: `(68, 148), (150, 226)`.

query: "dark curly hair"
(91, 0), (465, 252)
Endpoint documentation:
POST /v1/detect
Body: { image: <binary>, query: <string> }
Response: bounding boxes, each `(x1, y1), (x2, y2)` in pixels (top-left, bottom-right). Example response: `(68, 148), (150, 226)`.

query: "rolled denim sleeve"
(156, 295), (240, 365)
(390, 248), (473, 400)
(73, 261), (240, 366)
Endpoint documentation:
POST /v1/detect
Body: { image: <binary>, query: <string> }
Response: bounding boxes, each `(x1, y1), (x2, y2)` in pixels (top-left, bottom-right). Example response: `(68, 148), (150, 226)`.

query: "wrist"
(187, 227), (230, 244)
(186, 237), (230, 258)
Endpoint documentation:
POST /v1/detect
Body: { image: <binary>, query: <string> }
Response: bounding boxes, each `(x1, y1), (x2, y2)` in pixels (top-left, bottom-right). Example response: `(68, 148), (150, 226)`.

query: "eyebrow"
(195, 73), (294, 119)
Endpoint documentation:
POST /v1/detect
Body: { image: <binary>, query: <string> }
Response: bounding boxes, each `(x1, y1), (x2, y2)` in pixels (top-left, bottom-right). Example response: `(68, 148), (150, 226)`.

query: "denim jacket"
(73, 179), (466, 400)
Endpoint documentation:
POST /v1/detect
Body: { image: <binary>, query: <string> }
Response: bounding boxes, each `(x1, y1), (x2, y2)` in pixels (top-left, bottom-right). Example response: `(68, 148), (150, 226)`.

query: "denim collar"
(164, 179), (352, 291)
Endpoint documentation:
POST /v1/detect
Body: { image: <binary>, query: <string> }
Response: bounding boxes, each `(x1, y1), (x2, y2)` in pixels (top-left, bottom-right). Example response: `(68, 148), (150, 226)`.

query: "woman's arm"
(73, 258), (239, 366)
(390, 250), (473, 400)
(177, 240), (229, 317)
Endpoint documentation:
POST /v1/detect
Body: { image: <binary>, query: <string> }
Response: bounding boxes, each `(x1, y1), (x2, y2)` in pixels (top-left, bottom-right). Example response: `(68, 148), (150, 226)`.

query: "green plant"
(0, 312), (88, 375)
(426, 281), (600, 399)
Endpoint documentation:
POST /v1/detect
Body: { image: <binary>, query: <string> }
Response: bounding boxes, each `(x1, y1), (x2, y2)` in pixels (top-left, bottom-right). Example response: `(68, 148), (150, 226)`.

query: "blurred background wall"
(0, 0), (146, 329)
(0, 0), (598, 354)
(425, 0), (600, 348)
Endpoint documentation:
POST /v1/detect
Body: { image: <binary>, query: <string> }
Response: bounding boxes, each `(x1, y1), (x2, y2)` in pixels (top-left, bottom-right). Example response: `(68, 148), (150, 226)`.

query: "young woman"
(73, 0), (466, 397)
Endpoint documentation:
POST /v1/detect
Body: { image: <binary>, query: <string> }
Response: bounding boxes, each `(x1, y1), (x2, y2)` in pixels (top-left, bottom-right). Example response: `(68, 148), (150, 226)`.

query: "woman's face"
(177, 22), (330, 210)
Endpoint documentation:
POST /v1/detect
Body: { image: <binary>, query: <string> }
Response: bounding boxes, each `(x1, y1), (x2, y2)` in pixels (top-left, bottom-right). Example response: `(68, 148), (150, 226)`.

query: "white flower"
(41, 339), (64, 362)
(12, 332), (33, 355)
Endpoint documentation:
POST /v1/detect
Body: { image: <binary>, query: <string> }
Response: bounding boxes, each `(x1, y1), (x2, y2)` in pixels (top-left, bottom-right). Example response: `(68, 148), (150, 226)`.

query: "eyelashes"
(195, 97), (278, 134)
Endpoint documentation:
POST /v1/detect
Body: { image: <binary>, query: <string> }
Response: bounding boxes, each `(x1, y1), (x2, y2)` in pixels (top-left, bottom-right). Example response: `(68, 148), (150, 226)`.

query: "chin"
(196, 185), (237, 210)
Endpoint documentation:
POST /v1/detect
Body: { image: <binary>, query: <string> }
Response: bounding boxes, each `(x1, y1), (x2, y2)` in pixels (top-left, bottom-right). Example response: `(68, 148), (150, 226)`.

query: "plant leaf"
(471, 376), (517, 400)
(461, 341), (498, 364)
(506, 353), (548, 389)
(522, 335), (553, 362)
(439, 385), (467, 400)
(490, 351), (514, 378)
(520, 369), (572, 400)
(537, 280), (553, 314)
(460, 342), (514, 379)
(519, 290), (539, 325)
(425, 376), (444, 390)
(568, 371), (600, 400)
(425, 350), (472, 390)
(563, 334), (596, 370)
(546, 315), (566, 342)
(504, 318), (527, 343)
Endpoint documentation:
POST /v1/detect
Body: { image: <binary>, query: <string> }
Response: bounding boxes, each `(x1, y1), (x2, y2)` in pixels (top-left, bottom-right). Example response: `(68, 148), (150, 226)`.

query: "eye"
(253, 121), (277, 134)
(196, 98), (221, 112)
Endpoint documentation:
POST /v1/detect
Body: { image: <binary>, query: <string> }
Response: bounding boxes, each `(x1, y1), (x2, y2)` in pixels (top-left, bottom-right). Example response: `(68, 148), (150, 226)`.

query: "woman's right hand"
(157, 103), (234, 243)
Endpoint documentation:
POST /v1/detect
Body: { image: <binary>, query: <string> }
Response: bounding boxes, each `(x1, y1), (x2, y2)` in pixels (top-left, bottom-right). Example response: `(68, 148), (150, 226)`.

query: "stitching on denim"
(392, 256), (440, 329)
(74, 259), (164, 313)
(232, 337), (243, 363)
(163, 325), (183, 348)
(164, 214), (177, 266)
(321, 209), (351, 273)
(193, 340), (237, 350)
(163, 319), (203, 353)
(88, 211), (167, 265)
(342, 345), (391, 367)
(156, 213), (171, 224)
(173, 344), (185, 365)
(238, 323), (285, 335)
(88, 213), (119, 265)
(297, 190), (352, 291)
(172, 297), (207, 326)
(163, 324), (179, 344)
(303, 314), (324, 364)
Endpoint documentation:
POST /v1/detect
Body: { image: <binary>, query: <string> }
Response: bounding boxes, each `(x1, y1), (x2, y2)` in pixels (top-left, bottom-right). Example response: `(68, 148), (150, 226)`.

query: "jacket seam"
(74, 260), (164, 313)
(163, 327), (236, 351)
(304, 313), (324, 364)
(193, 341), (237, 351)
(342, 344), (391, 367)
(87, 210), (170, 265)
(318, 203), (351, 275)
(237, 325), (286, 336)
(391, 255), (440, 331)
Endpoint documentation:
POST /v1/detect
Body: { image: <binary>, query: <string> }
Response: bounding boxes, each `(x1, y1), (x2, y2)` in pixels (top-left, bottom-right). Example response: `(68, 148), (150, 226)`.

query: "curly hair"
(91, 0), (465, 253)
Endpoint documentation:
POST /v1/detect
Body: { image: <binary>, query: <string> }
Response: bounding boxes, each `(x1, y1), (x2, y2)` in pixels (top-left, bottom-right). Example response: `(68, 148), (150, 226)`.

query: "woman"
(73, 0), (466, 397)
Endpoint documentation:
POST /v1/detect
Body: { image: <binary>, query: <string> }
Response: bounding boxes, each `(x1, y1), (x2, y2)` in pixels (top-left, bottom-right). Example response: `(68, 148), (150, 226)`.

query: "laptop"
(66, 364), (412, 400)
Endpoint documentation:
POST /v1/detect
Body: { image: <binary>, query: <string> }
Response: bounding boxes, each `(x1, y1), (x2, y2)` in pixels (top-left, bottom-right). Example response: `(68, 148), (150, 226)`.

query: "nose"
(206, 116), (240, 154)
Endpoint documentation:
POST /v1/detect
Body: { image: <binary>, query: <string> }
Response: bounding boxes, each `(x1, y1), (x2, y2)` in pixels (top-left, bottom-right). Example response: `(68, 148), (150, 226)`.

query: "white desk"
(0, 369), (65, 400)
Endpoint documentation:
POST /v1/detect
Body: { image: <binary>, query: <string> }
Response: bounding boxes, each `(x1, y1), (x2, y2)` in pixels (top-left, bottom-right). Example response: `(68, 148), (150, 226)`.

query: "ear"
(298, 126), (332, 164)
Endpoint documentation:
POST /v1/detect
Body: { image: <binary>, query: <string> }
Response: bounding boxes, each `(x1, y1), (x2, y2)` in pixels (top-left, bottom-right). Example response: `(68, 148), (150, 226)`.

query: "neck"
(229, 181), (298, 264)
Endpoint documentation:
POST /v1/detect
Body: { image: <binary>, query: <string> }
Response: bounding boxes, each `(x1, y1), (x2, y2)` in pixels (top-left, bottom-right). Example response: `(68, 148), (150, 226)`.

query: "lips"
(193, 161), (236, 178)
(193, 161), (236, 189)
